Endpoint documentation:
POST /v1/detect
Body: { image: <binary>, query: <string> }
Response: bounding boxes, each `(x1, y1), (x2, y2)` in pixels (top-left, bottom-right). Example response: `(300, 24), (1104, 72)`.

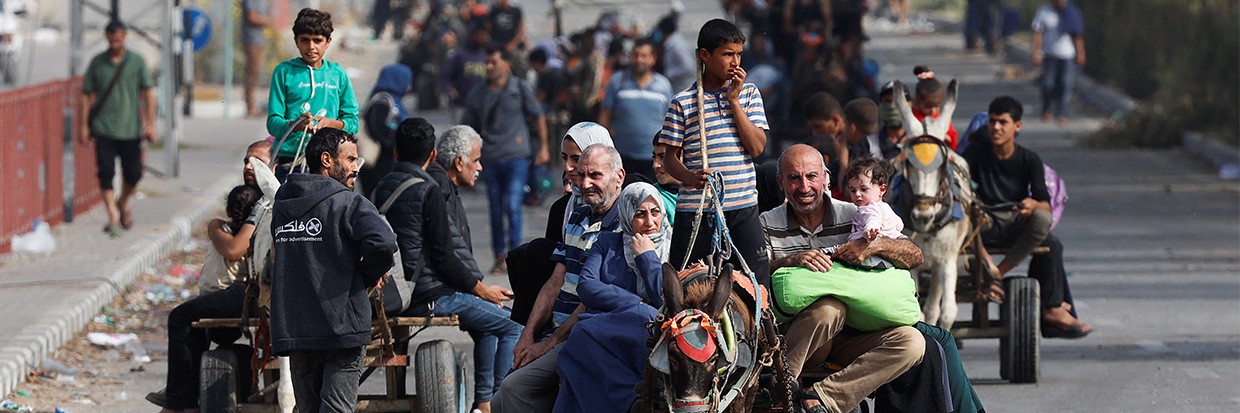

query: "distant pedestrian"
(242, 0), (269, 118)
(442, 23), (491, 107)
(460, 47), (549, 274)
(270, 128), (397, 413)
(267, 8), (359, 178)
(371, 0), (412, 40)
(488, 0), (525, 54)
(358, 63), (413, 194)
(1032, 0), (1085, 125)
(78, 20), (156, 237)
(598, 38), (673, 181)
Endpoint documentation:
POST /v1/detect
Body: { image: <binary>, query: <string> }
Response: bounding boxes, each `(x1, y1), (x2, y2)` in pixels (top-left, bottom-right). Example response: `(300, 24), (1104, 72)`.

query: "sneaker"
(145, 389), (168, 408)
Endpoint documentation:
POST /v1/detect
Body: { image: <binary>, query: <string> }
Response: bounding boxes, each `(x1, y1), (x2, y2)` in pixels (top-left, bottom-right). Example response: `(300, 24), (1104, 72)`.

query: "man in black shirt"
(963, 96), (1090, 338)
(488, 0), (524, 53)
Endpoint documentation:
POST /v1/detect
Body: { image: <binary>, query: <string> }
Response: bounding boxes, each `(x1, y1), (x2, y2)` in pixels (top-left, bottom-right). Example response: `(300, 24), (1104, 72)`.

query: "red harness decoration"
(663, 309), (719, 363)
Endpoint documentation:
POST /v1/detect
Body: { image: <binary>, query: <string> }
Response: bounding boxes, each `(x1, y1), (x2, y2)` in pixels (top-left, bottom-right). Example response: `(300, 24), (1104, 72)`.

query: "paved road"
(6, 1), (1238, 411)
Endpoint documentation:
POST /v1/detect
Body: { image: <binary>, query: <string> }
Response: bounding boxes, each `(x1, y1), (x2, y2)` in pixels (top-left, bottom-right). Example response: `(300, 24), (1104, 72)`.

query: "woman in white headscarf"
(553, 182), (671, 413)
(546, 121), (616, 241)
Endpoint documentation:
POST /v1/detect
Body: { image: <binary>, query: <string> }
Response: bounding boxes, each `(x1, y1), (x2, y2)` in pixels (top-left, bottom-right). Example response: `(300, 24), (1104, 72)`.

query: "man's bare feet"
(1043, 303), (1092, 338)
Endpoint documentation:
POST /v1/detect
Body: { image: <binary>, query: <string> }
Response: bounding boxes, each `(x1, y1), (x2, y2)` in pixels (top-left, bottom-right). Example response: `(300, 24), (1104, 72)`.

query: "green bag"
(771, 266), (920, 331)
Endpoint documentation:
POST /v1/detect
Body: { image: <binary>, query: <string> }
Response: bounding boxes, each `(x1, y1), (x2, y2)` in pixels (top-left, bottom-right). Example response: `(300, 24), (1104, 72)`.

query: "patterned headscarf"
(619, 183), (672, 278)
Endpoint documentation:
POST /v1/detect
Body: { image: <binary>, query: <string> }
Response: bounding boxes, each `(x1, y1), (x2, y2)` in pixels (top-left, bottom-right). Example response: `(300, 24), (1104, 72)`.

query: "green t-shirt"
(82, 51), (154, 140)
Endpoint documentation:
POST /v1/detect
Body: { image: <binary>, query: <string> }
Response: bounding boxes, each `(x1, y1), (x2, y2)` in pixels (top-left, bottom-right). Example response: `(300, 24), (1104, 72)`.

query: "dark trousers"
(983, 217), (1072, 312)
(94, 135), (143, 190)
(1041, 57), (1078, 119)
(670, 205), (771, 287)
(290, 347), (366, 413)
(164, 285), (246, 409)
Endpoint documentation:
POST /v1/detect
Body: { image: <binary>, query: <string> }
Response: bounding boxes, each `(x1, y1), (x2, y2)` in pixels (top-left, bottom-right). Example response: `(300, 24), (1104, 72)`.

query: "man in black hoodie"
(374, 119), (520, 413)
(271, 128), (397, 412)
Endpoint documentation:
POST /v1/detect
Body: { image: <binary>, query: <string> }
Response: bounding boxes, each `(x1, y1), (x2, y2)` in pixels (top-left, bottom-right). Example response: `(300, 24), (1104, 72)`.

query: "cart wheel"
(200, 348), (240, 412)
(999, 277), (1040, 383)
(415, 340), (462, 413)
(455, 349), (474, 413)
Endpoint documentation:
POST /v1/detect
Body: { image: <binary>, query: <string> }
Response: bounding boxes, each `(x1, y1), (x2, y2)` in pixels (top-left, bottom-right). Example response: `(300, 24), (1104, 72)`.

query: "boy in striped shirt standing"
(659, 19), (771, 285)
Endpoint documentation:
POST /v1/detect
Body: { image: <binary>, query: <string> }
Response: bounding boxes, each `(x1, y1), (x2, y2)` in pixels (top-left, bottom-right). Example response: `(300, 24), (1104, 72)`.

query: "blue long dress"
(553, 232), (663, 413)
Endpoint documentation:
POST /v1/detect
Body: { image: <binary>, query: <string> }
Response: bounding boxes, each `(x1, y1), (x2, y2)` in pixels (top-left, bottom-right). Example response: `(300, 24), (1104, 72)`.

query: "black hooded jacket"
(270, 173), (396, 354)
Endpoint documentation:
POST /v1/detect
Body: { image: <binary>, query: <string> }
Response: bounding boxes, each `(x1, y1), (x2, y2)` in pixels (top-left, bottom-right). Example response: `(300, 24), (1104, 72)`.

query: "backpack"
(360, 92), (401, 163)
(376, 176), (425, 315)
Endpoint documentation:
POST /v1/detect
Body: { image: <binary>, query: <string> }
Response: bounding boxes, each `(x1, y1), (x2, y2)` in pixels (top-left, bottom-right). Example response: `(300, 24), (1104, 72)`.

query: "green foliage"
(1011, 0), (1238, 148)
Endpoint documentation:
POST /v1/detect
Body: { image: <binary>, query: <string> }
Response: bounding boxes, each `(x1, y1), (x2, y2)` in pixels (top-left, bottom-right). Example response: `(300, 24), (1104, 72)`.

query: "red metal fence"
(0, 78), (101, 252)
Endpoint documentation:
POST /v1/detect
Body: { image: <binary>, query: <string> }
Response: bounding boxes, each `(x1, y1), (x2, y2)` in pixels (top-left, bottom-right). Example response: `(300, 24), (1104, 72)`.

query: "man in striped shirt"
(659, 18), (771, 285)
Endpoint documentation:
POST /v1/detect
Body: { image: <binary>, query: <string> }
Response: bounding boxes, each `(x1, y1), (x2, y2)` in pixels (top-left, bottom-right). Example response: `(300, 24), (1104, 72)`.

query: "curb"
(1003, 39), (1240, 173)
(0, 175), (237, 399)
(1002, 41), (1137, 117)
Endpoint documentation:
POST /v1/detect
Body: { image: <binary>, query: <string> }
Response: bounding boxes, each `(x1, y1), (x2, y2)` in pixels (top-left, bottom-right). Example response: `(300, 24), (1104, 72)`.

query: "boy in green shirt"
(266, 8), (359, 172)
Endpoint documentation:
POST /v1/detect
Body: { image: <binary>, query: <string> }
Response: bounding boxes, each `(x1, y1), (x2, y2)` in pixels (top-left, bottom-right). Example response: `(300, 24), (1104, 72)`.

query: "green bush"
(1009, 0), (1238, 148)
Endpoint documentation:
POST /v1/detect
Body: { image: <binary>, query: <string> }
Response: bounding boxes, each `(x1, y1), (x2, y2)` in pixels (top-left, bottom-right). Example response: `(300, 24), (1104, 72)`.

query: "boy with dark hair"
(375, 119), (521, 413)
(271, 128), (396, 412)
(267, 8), (359, 174)
(659, 18), (771, 284)
(844, 98), (898, 160)
(964, 95), (1091, 339)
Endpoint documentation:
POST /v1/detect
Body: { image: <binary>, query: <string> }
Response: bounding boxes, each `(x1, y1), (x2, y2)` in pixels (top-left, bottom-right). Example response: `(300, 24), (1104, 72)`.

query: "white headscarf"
(563, 122), (616, 229)
(618, 183), (672, 280)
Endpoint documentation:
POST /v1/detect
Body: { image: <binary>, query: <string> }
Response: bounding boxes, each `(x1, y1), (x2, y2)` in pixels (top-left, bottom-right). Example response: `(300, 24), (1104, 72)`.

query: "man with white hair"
(495, 144), (627, 413)
(433, 125), (486, 249)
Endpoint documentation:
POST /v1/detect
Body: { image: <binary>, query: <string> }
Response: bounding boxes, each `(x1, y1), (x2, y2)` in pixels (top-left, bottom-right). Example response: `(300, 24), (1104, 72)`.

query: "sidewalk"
(0, 116), (268, 398)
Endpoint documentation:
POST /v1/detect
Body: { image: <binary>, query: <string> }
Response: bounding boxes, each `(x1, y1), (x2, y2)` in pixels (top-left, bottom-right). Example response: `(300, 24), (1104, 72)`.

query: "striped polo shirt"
(659, 82), (769, 212)
(552, 204), (620, 315)
(760, 197), (858, 262)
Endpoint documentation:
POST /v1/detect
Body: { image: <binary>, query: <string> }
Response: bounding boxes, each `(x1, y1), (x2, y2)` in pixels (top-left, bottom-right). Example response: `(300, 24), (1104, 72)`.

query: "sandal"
(102, 223), (122, 238)
(120, 209), (135, 230)
(1042, 320), (1092, 339)
(798, 386), (830, 413)
(975, 264), (1005, 304)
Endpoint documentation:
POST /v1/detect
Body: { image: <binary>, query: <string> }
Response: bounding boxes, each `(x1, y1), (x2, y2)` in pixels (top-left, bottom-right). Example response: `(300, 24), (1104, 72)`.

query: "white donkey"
(887, 80), (980, 330)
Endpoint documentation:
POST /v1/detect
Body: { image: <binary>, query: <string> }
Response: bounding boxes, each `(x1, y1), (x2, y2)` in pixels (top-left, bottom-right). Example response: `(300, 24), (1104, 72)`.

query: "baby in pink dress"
(822, 157), (904, 269)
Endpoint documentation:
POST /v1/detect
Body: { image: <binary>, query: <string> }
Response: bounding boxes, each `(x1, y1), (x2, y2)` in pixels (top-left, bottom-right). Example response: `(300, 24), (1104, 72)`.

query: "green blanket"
(771, 266), (920, 331)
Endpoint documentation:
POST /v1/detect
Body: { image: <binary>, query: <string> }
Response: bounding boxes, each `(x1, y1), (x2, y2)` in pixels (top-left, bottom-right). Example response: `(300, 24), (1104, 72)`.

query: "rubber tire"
(415, 339), (461, 413)
(999, 277), (1041, 383)
(200, 348), (241, 412)
(455, 349), (474, 413)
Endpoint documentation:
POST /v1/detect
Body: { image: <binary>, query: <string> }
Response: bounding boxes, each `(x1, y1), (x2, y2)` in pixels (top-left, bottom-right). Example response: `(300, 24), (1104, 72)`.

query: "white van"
(0, 0), (29, 85)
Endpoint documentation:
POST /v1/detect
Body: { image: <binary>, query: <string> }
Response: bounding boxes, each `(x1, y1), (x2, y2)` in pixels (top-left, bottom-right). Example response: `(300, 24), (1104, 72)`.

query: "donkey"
(888, 80), (979, 330)
(646, 263), (794, 413)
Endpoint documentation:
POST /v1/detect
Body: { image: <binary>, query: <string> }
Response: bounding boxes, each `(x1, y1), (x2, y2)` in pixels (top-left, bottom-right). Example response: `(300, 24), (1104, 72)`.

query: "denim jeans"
(407, 292), (524, 402)
(289, 347), (366, 413)
(1041, 57), (1077, 119)
(481, 157), (530, 258)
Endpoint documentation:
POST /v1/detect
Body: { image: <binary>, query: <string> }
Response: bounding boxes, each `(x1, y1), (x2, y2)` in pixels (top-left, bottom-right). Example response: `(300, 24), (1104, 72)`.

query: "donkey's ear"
(706, 264), (734, 320)
(892, 80), (925, 138)
(663, 263), (684, 315)
(940, 79), (959, 127)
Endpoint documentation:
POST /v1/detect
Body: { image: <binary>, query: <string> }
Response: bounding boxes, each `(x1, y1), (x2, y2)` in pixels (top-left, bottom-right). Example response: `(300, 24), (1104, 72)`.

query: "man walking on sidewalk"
(79, 20), (157, 237)
(270, 128), (397, 412)
(598, 38), (673, 181)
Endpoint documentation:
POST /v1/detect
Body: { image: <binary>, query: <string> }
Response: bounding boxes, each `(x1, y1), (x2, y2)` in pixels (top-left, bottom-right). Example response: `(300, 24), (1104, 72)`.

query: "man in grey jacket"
(270, 128), (396, 413)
